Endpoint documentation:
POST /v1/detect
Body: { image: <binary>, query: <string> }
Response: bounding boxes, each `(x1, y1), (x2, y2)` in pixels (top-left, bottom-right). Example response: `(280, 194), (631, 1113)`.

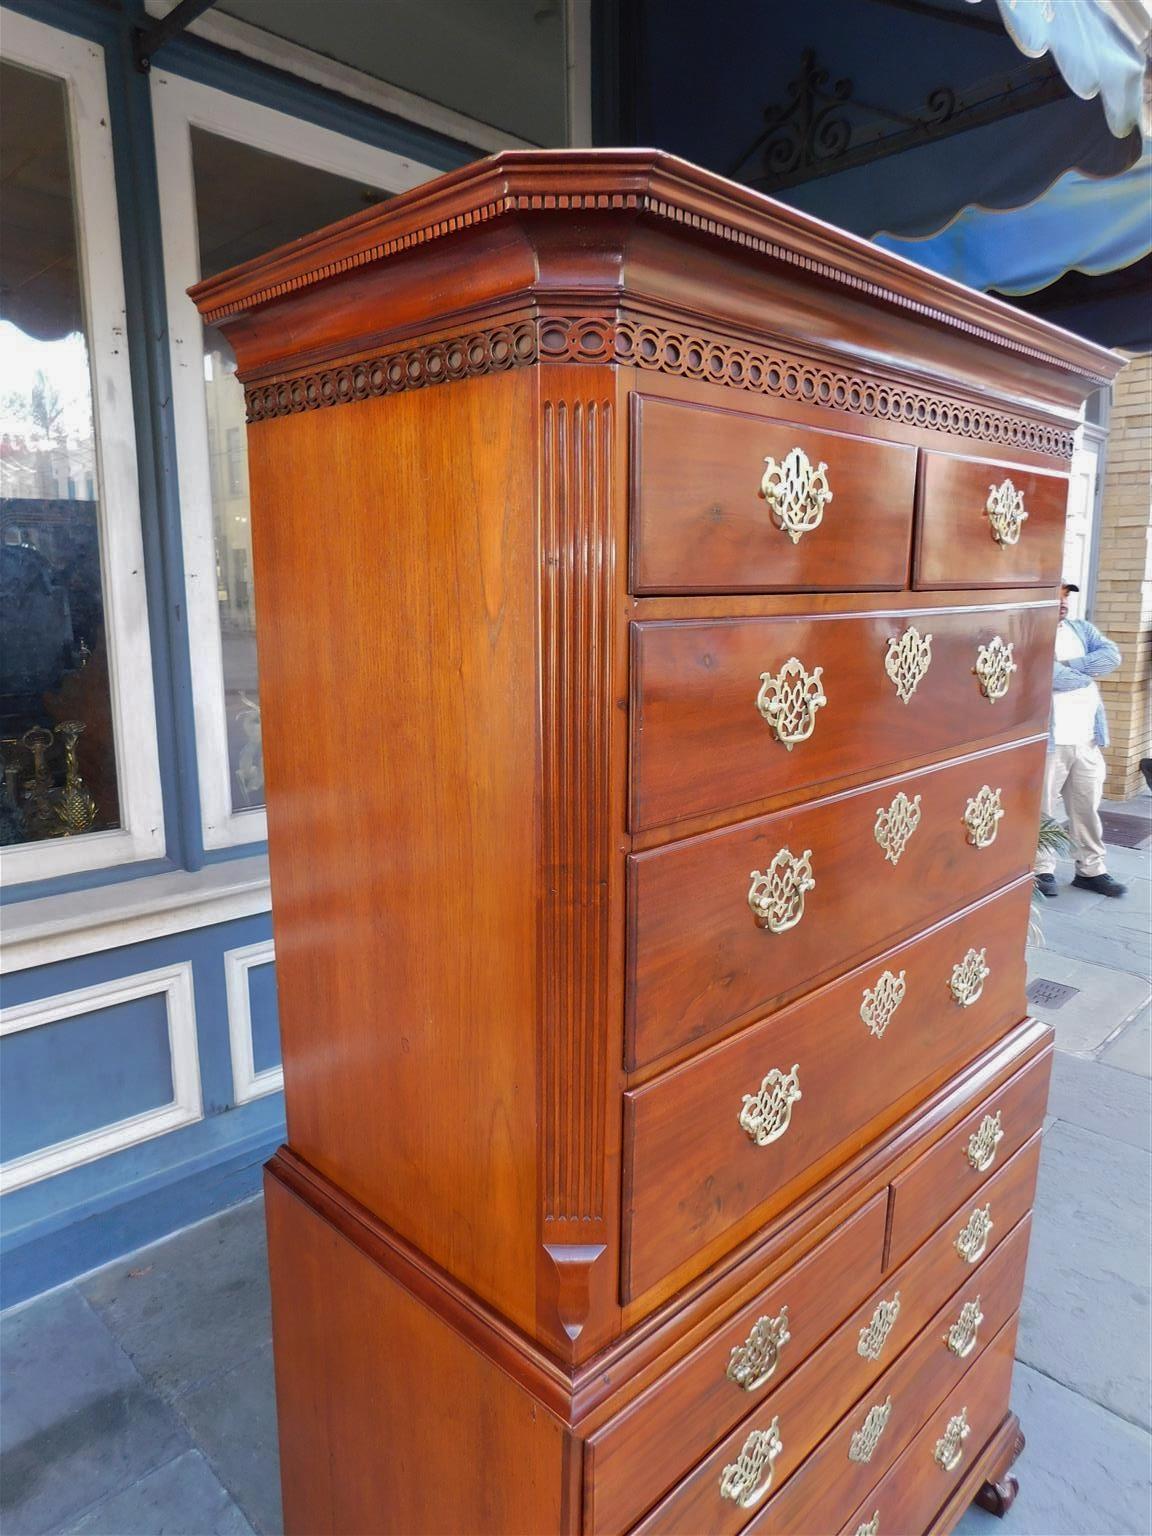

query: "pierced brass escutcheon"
(950, 947), (991, 1008)
(756, 657), (827, 749)
(974, 635), (1017, 701)
(967, 1111), (1004, 1172)
(963, 784), (1005, 849)
(858, 1292), (901, 1361)
(987, 479), (1028, 546)
(934, 1408), (971, 1472)
(854, 1514), (881, 1536)
(760, 447), (832, 544)
(848, 1397), (893, 1464)
(748, 849), (815, 933)
(885, 625), (933, 704)
(860, 969), (907, 1040)
(955, 1204), (993, 1265)
(944, 1297), (984, 1359)
(874, 791), (922, 865)
(727, 1308), (791, 1392)
(739, 1065), (802, 1147)
(719, 1418), (783, 1509)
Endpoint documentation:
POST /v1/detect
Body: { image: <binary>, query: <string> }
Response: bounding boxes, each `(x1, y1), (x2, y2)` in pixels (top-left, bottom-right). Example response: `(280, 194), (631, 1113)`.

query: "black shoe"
(1140, 757), (1152, 793)
(1072, 872), (1127, 898)
(1034, 874), (1058, 899)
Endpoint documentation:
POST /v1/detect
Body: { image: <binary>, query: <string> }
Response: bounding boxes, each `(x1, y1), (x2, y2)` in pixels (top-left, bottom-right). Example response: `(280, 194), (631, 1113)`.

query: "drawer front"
(623, 882), (1032, 1298)
(631, 603), (1053, 831)
(631, 1208), (1030, 1536)
(888, 1050), (1052, 1268)
(915, 452), (1069, 591)
(628, 741), (1044, 1069)
(586, 1194), (886, 1536)
(837, 1318), (1020, 1536)
(630, 395), (916, 594)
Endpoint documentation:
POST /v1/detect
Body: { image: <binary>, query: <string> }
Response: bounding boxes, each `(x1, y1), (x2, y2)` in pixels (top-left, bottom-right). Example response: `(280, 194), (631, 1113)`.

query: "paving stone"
(63, 1451), (255, 1536)
(1047, 1051), (1152, 1151)
(954, 1362), (1152, 1536)
(79, 1197), (271, 1403)
(1018, 1120), (1152, 1430)
(1023, 947), (1151, 1053)
(1102, 1002), (1152, 1079)
(0, 1288), (189, 1535)
(176, 1343), (282, 1536)
(1031, 911), (1151, 983)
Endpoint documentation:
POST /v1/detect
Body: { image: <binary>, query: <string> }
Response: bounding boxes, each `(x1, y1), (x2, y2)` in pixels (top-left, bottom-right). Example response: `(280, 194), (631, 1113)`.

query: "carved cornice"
(245, 315), (1076, 459)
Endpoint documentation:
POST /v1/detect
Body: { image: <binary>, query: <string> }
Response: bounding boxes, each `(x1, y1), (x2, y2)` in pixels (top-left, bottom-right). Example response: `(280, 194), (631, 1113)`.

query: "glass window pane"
(190, 129), (385, 813)
(0, 60), (120, 847)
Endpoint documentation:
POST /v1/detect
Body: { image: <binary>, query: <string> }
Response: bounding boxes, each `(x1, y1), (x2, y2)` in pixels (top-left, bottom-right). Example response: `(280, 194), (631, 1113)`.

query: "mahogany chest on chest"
(191, 151), (1120, 1536)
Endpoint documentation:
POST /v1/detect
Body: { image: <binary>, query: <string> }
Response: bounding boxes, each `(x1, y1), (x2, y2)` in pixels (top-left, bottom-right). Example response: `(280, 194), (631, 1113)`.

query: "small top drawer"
(631, 395), (916, 594)
(915, 452), (1069, 590)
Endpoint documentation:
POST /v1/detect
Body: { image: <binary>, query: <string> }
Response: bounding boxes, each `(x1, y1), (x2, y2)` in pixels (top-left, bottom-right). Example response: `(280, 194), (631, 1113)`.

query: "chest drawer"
(914, 452), (1069, 590)
(586, 1193), (886, 1536)
(630, 395), (916, 595)
(888, 1050), (1051, 1268)
(631, 602), (1053, 831)
(630, 1209), (1030, 1536)
(623, 880), (1031, 1297)
(628, 740), (1044, 1069)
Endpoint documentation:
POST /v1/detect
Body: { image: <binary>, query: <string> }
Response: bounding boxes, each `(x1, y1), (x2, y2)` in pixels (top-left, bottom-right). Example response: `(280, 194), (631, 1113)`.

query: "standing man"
(1035, 582), (1126, 899)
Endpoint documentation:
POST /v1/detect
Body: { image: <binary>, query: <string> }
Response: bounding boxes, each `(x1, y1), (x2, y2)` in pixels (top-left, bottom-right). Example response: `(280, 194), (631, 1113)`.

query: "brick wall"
(1093, 351), (1152, 799)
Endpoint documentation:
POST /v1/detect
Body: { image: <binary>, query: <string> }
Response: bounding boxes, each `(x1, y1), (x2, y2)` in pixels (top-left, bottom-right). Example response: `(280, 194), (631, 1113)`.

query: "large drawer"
(586, 1193), (887, 1536)
(630, 601), (1053, 831)
(630, 394), (917, 594)
(888, 1050), (1052, 1268)
(628, 740), (1045, 1069)
(630, 1207), (1031, 1535)
(914, 451), (1069, 591)
(623, 881), (1032, 1298)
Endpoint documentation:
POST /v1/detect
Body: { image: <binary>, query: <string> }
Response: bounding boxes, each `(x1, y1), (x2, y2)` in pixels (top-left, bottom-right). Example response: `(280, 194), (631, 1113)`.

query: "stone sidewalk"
(2, 800), (1149, 1536)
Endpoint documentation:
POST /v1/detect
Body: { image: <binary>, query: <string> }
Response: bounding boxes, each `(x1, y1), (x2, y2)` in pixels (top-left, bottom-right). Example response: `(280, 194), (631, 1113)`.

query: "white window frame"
(1, 10), (166, 883)
(152, 72), (440, 848)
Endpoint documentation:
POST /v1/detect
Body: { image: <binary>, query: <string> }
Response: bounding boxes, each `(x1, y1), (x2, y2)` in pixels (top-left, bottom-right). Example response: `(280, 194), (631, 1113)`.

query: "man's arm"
(1053, 657), (1094, 692)
(1061, 621), (1122, 680)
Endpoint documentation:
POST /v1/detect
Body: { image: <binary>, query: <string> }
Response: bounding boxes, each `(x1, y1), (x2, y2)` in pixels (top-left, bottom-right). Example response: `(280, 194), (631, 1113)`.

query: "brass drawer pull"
(963, 784), (1004, 848)
(967, 1110), (1004, 1172)
(955, 1203), (993, 1265)
(934, 1408), (971, 1472)
(719, 1418), (783, 1509)
(861, 968), (906, 1040)
(885, 625), (933, 704)
(760, 447), (832, 544)
(950, 947), (990, 1008)
(874, 791), (922, 865)
(727, 1308), (791, 1391)
(854, 1514), (881, 1536)
(748, 849), (815, 933)
(858, 1292), (901, 1361)
(944, 1296), (984, 1359)
(987, 479), (1028, 546)
(848, 1397), (892, 1464)
(756, 657), (827, 748)
(739, 1065), (802, 1147)
(974, 635), (1017, 701)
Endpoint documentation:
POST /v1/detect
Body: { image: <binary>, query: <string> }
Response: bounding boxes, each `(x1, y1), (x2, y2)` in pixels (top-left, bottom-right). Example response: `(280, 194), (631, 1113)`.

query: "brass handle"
(934, 1408), (971, 1472)
(756, 657), (827, 748)
(950, 948), (990, 1008)
(727, 1307), (791, 1391)
(944, 1297), (984, 1359)
(858, 1292), (901, 1361)
(861, 969), (907, 1040)
(987, 479), (1028, 546)
(967, 1111), (1004, 1172)
(848, 1397), (893, 1464)
(955, 1203), (993, 1265)
(748, 849), (815, 933)
(874, 791), (922, 865)
(974, 635), (1017, 701)
(854, 1514), (881, 1536)
(885, 625), (933, 704)
(719, 1418), (783, 1509)
(963, 785), (1004, 848)
(739, 1065), (802, 1147)
(760, 447), (832, 544)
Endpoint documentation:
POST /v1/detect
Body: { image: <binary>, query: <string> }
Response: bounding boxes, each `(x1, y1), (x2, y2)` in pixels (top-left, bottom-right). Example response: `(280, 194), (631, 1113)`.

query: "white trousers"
(1034, 743), (1108, 877)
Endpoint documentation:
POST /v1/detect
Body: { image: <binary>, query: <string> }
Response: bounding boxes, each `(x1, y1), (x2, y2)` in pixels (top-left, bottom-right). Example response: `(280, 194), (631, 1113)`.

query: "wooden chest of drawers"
(191, 150), (1120, 1535)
